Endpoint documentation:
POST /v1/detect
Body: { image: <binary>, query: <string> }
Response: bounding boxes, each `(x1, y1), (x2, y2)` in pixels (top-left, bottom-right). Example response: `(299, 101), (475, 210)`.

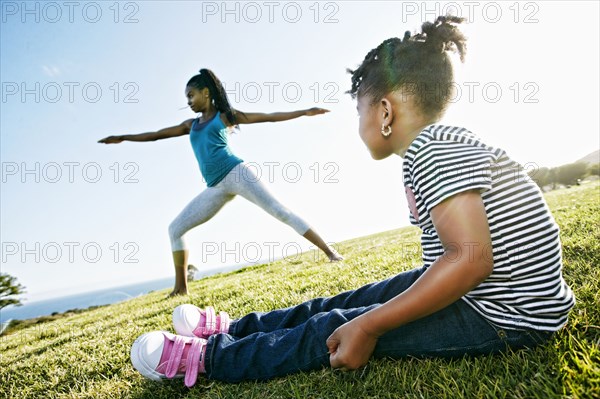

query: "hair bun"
(417, 15), (467, 61)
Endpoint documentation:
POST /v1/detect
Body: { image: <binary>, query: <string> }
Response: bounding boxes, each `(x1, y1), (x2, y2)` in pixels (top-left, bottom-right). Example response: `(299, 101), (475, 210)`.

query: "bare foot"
(328, 249), (344, 262)
(168, 288), (189, 297)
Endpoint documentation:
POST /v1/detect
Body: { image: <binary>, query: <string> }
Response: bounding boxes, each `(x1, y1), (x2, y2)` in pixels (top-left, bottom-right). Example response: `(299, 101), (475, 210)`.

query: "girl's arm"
(98, 119), (194, 144)
(327, 189), (494, 370)
(233, 107), (329, 125)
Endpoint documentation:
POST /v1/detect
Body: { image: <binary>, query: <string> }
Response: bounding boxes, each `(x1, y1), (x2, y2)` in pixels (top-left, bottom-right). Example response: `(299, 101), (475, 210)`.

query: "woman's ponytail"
(198, 69), (237, 126)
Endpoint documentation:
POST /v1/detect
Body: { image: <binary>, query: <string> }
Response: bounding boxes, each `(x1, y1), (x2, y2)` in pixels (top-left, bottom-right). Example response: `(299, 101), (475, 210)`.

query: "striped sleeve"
(410, 139), (495, 213)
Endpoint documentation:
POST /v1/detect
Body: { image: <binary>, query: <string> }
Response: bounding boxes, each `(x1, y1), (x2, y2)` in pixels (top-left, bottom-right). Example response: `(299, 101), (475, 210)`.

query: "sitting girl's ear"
(380, 98), (394, 126)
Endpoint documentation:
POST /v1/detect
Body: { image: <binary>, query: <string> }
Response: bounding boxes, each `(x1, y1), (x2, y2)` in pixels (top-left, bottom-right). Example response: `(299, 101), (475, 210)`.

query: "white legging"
(169, 162), (311, 251)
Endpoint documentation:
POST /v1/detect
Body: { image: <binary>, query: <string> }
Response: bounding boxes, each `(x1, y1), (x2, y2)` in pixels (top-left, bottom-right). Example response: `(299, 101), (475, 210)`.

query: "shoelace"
(164, 335), (206, 387)
(193, 306), (230, 337)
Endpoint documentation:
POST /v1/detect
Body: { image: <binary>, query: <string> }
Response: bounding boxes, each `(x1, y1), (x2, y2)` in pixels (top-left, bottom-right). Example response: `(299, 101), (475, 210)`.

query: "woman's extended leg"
(168, 186), (235, 296)
(225, 163), (342, 261)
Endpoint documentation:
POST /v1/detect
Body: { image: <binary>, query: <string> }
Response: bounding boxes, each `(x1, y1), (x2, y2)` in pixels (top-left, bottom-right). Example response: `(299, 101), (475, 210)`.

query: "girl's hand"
(326, 318), (378, 370)
(305, 107), (330, 116)
(98, 135), (124, 144)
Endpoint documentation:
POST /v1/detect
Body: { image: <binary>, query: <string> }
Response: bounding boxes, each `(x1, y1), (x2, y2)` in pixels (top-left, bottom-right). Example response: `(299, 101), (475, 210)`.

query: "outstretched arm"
(98, 119), (194, 144)
(327, 189), (494, 370)
(233, 107), (329, 125)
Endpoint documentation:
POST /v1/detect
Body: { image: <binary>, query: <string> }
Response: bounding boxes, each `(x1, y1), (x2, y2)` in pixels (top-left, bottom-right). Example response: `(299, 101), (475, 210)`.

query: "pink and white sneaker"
(173, 304), (231, 338)
(130, 331), (207, 388)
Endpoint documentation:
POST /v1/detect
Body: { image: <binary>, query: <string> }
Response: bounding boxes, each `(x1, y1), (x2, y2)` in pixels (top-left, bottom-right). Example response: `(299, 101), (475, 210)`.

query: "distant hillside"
(577, 149), (599, 164)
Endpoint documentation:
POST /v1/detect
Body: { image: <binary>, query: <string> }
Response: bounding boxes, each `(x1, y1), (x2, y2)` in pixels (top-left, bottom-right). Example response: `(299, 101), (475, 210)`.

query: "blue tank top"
(189, 112), (243, 187)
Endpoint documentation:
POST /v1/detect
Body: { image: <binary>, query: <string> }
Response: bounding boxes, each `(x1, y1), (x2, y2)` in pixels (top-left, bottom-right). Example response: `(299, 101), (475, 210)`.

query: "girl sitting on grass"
(130, 16), (575, 385)
(99, 69), (343, 297)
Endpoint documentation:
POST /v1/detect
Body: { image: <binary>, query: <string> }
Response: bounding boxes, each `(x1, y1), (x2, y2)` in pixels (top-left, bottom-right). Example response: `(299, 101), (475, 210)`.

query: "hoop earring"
(381, 124), (392, 137)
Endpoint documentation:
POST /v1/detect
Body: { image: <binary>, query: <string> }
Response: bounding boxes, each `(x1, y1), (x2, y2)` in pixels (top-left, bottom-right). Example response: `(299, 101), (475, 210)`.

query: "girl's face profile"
(186, 86), (210, 113)
(356, 95), (393, 160)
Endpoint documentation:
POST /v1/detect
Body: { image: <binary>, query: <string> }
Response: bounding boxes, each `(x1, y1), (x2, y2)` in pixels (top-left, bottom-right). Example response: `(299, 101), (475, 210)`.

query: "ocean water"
(0, 266), (240, 324)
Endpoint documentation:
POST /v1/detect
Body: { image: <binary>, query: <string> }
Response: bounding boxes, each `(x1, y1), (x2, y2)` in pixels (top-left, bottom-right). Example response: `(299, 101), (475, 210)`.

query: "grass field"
(1, 182), (598, 399)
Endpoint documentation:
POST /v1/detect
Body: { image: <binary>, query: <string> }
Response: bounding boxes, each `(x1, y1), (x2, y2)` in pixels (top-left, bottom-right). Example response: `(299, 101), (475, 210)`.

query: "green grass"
(1, 182), (598, 399)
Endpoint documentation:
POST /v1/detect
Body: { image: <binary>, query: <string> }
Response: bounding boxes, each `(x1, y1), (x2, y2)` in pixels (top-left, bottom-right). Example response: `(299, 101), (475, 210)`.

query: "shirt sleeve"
(409, 140), (494, 213)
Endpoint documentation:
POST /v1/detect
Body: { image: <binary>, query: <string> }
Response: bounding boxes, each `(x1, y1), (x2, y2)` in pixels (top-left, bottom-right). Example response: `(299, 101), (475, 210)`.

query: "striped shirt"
(402, 124), (575, 331)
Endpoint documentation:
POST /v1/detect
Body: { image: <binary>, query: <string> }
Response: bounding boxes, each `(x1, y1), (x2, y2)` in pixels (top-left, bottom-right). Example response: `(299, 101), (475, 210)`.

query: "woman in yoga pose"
(99, 68), (343, 296)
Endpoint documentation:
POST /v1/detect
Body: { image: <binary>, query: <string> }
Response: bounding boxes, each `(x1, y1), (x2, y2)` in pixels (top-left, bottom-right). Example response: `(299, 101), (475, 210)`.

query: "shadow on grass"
(130, 378), (192, 399)
(124, 344), (571, 399)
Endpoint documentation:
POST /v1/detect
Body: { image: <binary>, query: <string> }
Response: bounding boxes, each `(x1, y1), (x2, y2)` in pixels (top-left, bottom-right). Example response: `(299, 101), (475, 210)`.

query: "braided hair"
(186, 69), (238, 126)
(347, 15), (467, 119)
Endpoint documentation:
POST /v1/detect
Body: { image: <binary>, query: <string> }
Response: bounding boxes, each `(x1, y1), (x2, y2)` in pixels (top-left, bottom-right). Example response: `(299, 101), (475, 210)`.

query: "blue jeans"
(204, 266), (552, 382)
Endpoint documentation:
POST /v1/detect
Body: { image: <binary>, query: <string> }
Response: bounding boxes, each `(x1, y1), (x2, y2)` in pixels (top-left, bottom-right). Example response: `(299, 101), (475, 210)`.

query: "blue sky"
(1, 1), (599, 302)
